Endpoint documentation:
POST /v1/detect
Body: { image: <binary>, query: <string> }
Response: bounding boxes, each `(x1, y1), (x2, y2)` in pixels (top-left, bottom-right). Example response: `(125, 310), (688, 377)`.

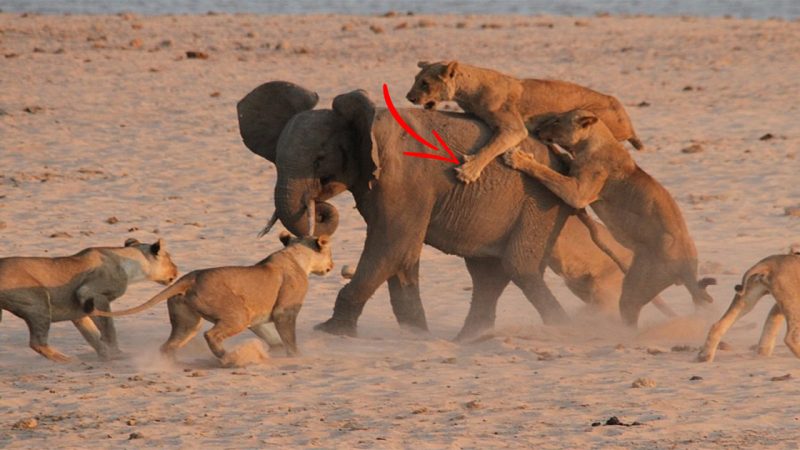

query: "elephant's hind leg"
(512, 274), (569, 325)
(455, 257), (510, 341)
(388, 260), (428, 333)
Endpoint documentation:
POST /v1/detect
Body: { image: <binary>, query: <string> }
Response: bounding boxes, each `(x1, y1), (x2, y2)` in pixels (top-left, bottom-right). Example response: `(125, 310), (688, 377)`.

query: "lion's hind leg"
(698, 281), (768, 362)
(755, 304), (783, 356)
(73, 316), (111, 360)
(26, 315), (70, 362)
(160, 295), (203, 359)
(773, 280), (800, 358)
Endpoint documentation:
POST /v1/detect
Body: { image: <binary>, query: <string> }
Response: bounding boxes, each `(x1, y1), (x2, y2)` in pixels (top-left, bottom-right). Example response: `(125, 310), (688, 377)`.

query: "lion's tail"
(90, 276), (193, 317)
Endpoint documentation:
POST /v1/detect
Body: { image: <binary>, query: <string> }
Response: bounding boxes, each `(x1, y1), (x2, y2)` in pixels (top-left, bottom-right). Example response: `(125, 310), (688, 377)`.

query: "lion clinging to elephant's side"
(236, 81), (666, 340)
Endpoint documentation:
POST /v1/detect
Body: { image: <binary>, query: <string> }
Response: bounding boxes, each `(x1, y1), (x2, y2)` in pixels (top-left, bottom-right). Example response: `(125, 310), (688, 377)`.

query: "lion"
(92, 233), (333, 360)
(0, 238), (177, 362)
(698, 250), (800, 362)
(405, 60), (643, 184)
(550, 214), (676, 317)
(503, 109), (714, 327)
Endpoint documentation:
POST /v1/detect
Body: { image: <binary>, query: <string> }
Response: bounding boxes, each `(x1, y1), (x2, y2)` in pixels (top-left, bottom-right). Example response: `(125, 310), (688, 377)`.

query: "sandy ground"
(1, 12), (799, 448)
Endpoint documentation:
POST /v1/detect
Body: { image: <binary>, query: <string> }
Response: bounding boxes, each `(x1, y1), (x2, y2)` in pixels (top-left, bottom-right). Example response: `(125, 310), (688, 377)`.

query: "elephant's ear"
(237, 81), (319, 163)
(332, 90), (380, 188)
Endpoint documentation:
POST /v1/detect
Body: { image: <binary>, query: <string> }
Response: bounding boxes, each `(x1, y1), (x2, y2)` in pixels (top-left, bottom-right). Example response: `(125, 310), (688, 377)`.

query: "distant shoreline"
(0, 0), (798, 20)
(1, 11), (798, 22)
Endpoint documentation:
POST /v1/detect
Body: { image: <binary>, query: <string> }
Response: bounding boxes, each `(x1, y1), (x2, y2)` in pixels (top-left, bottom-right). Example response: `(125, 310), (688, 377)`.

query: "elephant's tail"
(90, 276), (194, 317)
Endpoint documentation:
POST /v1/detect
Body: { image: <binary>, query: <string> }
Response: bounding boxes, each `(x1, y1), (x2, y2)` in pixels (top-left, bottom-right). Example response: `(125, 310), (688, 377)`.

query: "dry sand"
(1, 12), (799, 448)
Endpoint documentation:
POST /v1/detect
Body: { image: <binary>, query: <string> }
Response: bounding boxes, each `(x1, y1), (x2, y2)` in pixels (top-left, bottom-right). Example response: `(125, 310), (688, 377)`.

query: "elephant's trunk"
(274, 177), (339, 237)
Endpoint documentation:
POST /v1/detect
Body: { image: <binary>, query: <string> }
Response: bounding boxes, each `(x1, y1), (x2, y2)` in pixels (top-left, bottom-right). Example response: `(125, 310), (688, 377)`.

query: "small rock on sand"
(465, 400), (482, 410)
(784, 206), (800, 217)
(185, 51), (208, 59)
(681, 144), (704, 154)
(770, 373), (792, 382)
(632, 377), (656, 388)
(671, 345), (696, 352)
(12, 418), (38, 430)
(341, 265), (355, 279)
(128, 432), (144, 440)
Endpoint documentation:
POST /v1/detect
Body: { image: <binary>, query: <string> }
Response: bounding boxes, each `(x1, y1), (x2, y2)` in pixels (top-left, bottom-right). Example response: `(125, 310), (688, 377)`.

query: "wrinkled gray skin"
(238, 81), (576, 340)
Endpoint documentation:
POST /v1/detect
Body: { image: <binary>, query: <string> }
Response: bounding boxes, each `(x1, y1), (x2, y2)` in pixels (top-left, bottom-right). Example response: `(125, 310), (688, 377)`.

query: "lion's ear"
(443, 61), (459, 79)
(124, 238), (140, 247)
(279, 231), (292, 247)
(316, 235), (331, 248)
(417, 60), (431, 68)
(578, 114), (598, 128)
(150, 238), (165, 255)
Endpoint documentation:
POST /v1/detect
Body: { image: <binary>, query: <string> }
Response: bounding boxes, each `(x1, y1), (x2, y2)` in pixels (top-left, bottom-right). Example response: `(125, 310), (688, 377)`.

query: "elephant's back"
(375, 109), (565, 258)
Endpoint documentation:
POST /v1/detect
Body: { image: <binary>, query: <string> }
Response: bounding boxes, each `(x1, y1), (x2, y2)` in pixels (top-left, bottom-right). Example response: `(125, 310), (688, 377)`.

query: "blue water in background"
(0, 0), (797, 19)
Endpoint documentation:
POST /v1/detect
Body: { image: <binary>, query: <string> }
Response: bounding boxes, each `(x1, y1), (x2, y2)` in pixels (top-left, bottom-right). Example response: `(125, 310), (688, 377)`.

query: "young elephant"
(0, 239), (177, 362)
(92, 233), (333, 360)
(698, 251), (800, 362)
(406, 60), (643, 184)
(503, 109), (714, 327)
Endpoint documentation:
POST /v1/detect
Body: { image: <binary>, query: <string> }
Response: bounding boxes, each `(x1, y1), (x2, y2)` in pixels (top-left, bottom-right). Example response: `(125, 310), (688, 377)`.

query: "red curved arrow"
(382, 84), (459, 164)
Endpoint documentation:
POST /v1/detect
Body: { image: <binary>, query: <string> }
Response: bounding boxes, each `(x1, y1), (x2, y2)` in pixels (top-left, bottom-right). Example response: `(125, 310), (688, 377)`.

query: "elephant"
(237, 81), (607, 339)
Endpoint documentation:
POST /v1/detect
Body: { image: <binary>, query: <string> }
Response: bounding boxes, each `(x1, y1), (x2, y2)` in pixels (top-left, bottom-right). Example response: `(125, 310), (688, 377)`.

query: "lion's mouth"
(424, 101), (436, 110)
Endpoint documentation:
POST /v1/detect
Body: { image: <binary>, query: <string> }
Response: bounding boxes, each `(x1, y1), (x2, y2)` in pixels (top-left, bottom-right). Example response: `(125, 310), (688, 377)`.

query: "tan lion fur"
(93, 233), (333, 360)
(406, 61), (643, 184)
(503, 109), (713, 326)
(0, 239), (177, 362)
(698, 252), (800, 362)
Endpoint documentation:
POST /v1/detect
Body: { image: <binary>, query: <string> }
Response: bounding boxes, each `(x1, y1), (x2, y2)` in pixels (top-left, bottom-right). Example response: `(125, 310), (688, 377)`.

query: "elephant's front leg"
(315, 220), (426, 337)
(455, 257), (511, 342)
(388, 260), (428, 332)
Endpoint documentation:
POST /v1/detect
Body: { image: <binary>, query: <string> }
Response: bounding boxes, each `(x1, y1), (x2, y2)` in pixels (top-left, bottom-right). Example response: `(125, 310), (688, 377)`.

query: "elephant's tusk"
(256, 210), (279, 239)
(306, 198), (316, 237)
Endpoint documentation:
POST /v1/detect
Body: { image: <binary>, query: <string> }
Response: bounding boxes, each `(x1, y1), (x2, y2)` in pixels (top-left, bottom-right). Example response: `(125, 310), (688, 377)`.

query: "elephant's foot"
(453, 321), (494, 343)
(398, 322), (429, 335)
(393, 307), (429, 333)
(314, 317), (358, 337)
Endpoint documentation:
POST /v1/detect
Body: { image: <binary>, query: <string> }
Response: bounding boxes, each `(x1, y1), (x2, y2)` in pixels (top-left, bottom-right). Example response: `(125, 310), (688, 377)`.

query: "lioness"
(698, 251), (800, 362)
(405, 60), (643, 183)
(0, 238), (177, 362)
(503, 110), (714, 326)
(551, 214), (676, 317)
(92, 233), (333, 360)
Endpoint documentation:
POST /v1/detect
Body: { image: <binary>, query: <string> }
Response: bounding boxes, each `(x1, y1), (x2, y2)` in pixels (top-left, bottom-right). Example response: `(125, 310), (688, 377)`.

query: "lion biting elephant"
(236, 81), (662, 340)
